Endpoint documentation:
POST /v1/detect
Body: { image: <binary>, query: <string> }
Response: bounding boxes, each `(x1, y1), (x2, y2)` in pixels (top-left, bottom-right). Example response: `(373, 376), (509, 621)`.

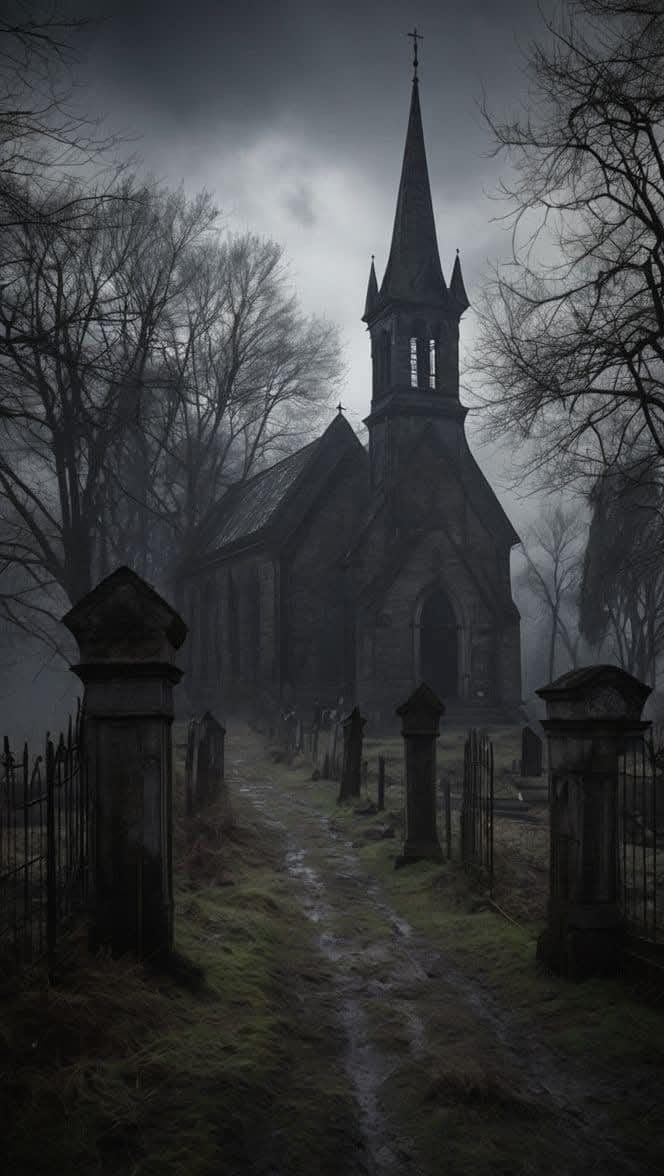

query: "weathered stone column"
(536, 665), (651, 980)
(395, 683), (445, 867)
(63, 566), (187, 962)
(338, 706), (366, 803)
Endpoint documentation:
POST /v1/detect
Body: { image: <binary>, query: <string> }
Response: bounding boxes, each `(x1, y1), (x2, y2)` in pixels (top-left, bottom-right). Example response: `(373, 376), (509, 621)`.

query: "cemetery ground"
(2, 723), (663, 1175)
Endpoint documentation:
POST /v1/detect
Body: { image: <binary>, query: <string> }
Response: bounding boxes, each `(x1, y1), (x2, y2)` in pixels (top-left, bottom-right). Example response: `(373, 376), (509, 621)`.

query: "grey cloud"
(282, 181), (317, 228)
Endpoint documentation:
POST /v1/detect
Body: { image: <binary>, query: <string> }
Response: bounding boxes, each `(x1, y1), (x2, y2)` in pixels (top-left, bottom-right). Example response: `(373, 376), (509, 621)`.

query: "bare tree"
(517, 502), (585, 681)
(0, 2), (115, 228)
(107, 233), (342, 589)
(579, 459), (664, 681)
(472, 0), (664, 488)
(0, 177), (217, 643)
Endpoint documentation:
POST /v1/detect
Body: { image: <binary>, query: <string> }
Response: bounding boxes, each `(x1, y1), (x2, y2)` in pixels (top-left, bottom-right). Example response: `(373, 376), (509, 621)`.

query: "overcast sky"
(75, 0), (552, 525)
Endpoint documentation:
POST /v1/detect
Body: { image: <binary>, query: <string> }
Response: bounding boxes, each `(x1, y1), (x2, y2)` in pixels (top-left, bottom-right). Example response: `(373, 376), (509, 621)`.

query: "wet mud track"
(230, 746), (656, 1176)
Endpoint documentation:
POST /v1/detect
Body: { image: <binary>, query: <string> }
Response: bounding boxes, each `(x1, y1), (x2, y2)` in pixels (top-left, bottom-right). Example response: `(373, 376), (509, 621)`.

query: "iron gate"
(460, 728), (494, 894)
(618, 734), (663, 947)
(0, 705), (88, 975)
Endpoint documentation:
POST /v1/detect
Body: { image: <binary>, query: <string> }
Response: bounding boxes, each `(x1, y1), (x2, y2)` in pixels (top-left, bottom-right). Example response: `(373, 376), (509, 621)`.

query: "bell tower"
(363, 34), (470, 491)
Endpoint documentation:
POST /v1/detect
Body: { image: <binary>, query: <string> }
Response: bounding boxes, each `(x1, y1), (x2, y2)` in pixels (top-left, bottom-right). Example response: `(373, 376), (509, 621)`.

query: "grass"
(0, 761), (362, 1176)
(253, 733), (664, 1174)
(266, 740), (664, 1073)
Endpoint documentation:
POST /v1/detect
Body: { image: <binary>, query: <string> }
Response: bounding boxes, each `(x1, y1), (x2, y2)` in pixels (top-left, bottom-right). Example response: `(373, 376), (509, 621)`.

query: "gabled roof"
(344, 423), (520, 619)
(188, 413), (365, 569)
(200, 440), (319, 555)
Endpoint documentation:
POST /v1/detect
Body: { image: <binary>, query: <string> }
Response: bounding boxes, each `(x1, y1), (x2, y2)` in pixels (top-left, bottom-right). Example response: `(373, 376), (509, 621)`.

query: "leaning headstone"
(521, 726), (543, 777)
(536, 665), (651, 980)
(338, 707), (366, 803)
(63, 565), (186, 962)
(395, 683), (445, 867)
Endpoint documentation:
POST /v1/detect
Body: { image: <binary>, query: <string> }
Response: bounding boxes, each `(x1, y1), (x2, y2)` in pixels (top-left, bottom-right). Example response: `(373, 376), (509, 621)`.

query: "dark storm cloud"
(73, 0), (553, 527)
(82, 0), (542, 191)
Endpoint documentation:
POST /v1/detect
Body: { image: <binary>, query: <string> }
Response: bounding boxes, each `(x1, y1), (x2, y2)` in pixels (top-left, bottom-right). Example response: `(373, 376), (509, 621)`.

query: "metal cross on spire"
(407, 27), (422, 80)
(336, 401), (346, 415)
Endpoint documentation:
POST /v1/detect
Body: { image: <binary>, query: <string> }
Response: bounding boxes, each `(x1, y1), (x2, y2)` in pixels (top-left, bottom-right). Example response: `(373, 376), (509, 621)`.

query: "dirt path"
(229, 737), (658, 1176)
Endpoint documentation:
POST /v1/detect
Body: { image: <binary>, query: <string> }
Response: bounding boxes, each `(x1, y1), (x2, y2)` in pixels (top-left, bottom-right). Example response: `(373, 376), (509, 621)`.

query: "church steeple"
(378, 74), (447, 308)
(363, 37), (469, 492)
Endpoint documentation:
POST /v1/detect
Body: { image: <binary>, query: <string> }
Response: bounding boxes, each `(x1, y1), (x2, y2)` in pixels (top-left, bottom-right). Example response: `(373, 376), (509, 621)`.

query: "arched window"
(409, 337), (418, 387)
(429, 339), (437, 389)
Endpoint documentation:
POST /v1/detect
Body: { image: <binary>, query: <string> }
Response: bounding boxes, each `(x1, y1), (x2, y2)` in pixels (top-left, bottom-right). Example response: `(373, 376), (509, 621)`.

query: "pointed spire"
(450, 249), (470, 313)
(379, 74), (447, 307)
(362, 254), (379, 321)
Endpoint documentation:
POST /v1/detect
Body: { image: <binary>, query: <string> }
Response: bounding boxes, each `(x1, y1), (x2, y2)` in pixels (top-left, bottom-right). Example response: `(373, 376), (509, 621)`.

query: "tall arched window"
(409, 337), (418, 387)
(429, 339), (437, 389)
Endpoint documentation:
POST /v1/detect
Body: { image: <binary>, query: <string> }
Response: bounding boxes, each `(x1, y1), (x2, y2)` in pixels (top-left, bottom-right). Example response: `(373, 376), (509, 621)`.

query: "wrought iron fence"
(460, 728), (494, 894)
(618, 735), (663, 946)
(0, 704), (88, 976)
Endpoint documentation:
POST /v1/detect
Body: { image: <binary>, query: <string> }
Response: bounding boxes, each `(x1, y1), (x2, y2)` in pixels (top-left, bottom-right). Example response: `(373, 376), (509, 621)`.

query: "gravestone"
(395, 683), (445, 867)
(536, 665), (651, 980)
(63, 566), (186, 962)
(338, 707), (366, 802)
(521, 726), (543, 776)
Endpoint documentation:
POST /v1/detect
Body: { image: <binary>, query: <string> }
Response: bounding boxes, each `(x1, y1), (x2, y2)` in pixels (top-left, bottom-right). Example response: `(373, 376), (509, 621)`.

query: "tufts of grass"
(0, 778), (361, 1176)
(262, 730), (664, 1078)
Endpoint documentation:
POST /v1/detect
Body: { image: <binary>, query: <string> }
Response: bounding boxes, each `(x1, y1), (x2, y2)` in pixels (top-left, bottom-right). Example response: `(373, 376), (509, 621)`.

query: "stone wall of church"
(183, 551), (279, 713)
(354, 520), (521, 724)
(284, 454), (366, 707)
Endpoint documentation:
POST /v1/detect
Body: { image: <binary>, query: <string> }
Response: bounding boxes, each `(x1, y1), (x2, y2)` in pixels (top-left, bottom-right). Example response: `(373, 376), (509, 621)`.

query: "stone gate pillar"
(63, 566), (187, 962)
(395, 683), (445, 867)
(536, 665), (651, 979)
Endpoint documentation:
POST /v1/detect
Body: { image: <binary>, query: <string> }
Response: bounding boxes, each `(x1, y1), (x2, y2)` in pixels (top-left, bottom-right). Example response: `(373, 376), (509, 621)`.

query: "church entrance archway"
(418, 587), (458, 701)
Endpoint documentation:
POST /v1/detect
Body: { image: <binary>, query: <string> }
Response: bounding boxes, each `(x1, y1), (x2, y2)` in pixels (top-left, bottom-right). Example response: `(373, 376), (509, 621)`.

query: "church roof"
(203, 441), (319, 554)
(377, 77), (447, 309)
(192, 413), (365, 564)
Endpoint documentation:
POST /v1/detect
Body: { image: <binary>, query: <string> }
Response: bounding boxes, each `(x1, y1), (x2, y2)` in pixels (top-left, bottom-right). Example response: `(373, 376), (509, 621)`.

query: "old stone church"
(180, 67), (522, 725)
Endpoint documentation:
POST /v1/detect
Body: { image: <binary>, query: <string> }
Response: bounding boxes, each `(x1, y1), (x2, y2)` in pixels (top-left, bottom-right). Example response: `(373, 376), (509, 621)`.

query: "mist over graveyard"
(1, 3), (664, 1175)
